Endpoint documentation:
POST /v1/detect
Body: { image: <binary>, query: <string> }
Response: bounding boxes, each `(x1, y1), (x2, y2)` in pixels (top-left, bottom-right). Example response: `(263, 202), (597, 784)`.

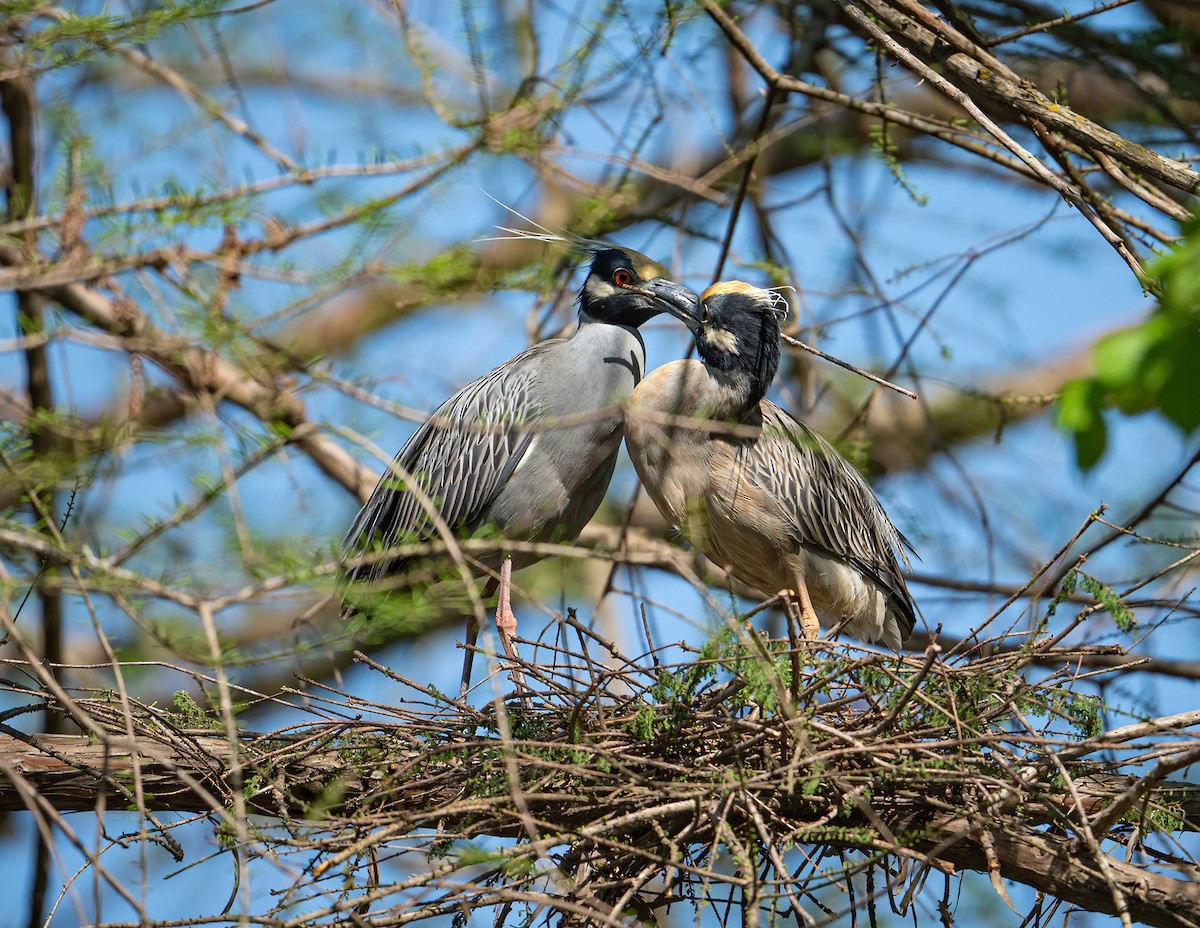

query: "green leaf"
(1153, 211), (1200, 314)
(1092, 317), (1167, 391)
(1056, 379), (1108, 470)
(1053, 207), (1200, 470)
(1158, 328), (1200, 431)
(1055, 378), (1103, 432)
(1071, 416), (1108, 471)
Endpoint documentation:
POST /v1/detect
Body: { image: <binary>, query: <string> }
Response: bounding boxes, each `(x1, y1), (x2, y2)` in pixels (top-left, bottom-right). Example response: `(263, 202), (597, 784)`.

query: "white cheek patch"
(703, 327), (739, 354)
(585, 278), (617, 299)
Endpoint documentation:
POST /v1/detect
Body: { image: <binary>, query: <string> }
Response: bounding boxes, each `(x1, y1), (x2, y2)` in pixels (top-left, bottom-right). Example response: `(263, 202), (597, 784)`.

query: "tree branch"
(2, 637), (1198, 927)
(0, 242), (378, 503)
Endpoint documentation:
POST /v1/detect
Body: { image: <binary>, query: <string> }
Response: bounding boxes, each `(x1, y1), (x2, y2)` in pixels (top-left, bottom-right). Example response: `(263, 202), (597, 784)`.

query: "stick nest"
(13, 611), (1194, 928)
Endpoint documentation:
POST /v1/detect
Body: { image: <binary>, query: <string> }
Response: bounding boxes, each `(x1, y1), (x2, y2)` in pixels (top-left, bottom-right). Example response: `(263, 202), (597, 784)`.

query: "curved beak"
(638, 278), (701, 333)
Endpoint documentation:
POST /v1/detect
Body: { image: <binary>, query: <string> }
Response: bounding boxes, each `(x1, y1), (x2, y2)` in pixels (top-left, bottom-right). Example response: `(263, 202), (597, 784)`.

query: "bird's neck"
(707, 367), (765, 420)
(575, 311), (644, 341)
(573, 316), (648, 350)
(701, 314), (780, 416)
(576, 303), (652, 328)
(570, 314), (648, 370)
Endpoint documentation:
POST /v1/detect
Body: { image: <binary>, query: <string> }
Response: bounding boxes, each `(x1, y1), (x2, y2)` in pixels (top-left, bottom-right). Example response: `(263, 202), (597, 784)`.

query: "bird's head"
(578, 247), (697, 328)
(664, 281), (787, 402)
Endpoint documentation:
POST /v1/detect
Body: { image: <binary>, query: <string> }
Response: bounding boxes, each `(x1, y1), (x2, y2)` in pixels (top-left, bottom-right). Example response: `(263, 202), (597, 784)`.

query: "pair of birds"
(341, 245), (916, 692)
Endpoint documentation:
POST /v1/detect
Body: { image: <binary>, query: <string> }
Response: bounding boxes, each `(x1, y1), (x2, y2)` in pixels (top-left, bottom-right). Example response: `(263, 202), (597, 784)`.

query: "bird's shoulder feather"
(342, 339), (567, 578)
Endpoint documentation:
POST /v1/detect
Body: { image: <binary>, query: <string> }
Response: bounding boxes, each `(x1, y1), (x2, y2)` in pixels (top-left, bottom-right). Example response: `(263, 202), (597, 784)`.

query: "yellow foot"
(799, 606), (820, 640)
(784, 581), (822, 640)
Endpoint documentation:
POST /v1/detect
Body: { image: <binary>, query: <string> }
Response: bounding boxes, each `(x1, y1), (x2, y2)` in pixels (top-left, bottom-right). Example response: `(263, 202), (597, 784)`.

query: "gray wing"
(734, 400), (917, 635)
(342, 340), (560, 585)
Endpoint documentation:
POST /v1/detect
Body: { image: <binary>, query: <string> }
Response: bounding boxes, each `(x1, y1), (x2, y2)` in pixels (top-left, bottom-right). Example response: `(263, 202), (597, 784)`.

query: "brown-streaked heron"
(624, 281), (916, 649)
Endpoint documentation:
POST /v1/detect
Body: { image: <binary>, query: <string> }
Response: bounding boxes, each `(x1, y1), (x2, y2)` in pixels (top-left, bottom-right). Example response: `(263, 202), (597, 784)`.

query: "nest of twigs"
(4, 613), (1199, 927)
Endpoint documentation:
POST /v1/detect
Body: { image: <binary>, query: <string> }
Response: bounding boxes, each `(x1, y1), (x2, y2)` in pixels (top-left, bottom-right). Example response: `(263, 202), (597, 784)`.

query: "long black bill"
(638, 278), (701, 332)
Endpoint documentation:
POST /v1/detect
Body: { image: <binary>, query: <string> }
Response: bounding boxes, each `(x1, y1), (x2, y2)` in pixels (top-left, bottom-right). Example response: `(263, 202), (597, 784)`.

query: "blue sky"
(1, 2), (1197, 926)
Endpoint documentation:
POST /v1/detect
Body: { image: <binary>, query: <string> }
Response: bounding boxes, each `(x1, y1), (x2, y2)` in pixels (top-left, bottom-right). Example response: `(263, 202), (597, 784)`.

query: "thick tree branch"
(846, 0), (1198, 196)
(1, 703), (1197, 928)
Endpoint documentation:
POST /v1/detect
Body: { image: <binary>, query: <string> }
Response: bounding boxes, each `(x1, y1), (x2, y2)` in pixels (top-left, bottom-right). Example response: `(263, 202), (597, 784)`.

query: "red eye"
(613, 268), (634, 288)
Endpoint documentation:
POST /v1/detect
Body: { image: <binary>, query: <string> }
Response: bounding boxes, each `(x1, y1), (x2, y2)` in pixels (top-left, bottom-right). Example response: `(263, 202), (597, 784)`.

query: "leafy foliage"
(1058, 209), (1200, 469)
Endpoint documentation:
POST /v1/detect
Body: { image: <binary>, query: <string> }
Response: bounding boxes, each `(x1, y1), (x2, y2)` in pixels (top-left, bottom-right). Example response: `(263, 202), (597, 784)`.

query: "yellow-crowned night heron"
(342, 247), (696, 691)
(624, 281), (916, 649)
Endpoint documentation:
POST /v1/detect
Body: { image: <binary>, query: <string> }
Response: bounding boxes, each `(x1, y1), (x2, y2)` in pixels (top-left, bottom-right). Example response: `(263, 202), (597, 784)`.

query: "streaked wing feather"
(734, 401), (916, 630)
(342, 340), (559, 583)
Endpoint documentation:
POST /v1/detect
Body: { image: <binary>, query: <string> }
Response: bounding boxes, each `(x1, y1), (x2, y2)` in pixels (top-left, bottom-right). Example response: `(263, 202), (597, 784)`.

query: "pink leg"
(495, 558), (520, 662)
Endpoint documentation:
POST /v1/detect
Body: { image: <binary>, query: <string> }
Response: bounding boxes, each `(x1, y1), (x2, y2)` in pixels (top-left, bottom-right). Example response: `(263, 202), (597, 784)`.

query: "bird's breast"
(483, 324), (646, 540)
(625, 360), (726, 528)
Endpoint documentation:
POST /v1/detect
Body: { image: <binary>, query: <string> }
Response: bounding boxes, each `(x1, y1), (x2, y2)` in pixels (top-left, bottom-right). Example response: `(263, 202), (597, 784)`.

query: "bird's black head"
(577, 247), (696, 328)
(666, 281), (786, 404)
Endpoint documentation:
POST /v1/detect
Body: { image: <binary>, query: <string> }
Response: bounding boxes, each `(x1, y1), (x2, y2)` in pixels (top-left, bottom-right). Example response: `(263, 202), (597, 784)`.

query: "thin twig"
(780, 333), (917, 399)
